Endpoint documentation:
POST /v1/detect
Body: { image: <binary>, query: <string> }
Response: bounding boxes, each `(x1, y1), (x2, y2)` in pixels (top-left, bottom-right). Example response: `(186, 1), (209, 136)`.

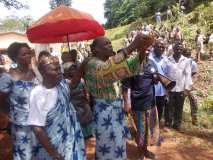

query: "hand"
(184, 89), (190, 96)
(153, 74), (160, 84)
(123, 102), (131, 113)
(132, 32), (149, 49)
(137, 32), (156, 49)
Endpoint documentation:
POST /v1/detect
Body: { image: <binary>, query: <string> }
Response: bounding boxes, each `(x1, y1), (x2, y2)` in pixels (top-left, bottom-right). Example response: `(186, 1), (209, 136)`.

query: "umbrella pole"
(67, 34), (71, 53)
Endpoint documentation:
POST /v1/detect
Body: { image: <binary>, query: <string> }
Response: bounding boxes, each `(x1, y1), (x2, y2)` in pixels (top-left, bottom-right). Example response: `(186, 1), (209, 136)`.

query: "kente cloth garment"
(83, 52), (141, 100)
(93, 99), (131, 160)
(29, 79), (86, 160)
(83, 52), (142, 160)
(132, 107), (161, 148)
(0, 73), (37, 160)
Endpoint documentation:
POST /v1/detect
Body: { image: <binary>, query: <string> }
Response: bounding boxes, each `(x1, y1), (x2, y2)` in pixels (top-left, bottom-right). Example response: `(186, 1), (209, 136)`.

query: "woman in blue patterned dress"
(0, 42), (37, 160)
(28, 52), (86, 160)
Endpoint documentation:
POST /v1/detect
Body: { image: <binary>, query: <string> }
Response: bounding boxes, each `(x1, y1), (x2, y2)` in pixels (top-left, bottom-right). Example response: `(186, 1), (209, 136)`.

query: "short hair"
(38, 50), (50, 61)
(37, 51), (51, 73)
(183, 48), (192, 57)
(7, 42), (30, 62)
(153, 38), (165, 46)
(90, 37), (101, 51)
(63, 62), (76, 72)
(70, 49), (77, 55)
(173, 41), (183, 49)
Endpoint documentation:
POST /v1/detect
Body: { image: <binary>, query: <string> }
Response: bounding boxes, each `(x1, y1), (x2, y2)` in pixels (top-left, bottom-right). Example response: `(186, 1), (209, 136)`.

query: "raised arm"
(70, 32), (156, 88)
(96, 33), (155, 82)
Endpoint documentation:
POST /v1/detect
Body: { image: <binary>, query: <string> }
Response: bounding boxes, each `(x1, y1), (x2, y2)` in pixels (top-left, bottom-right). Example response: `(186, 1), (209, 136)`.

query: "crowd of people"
(125, 24), (213, 61)
(0, 22), (211, 160)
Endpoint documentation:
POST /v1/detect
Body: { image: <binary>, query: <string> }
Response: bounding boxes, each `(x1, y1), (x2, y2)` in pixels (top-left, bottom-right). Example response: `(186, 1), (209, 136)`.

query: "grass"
(183, 98), (213, 129)
(106, 2), (213, 50)
(106, 3), (213, 133)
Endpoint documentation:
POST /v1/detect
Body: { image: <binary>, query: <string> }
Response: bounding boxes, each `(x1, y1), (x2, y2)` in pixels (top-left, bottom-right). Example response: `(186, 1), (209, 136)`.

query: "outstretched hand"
(135, 32), (156, 51)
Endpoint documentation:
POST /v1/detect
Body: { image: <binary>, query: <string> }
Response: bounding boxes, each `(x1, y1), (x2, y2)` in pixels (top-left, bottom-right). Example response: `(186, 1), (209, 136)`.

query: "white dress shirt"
(164, 55), (193, 92)
(28, 85), (58, 126)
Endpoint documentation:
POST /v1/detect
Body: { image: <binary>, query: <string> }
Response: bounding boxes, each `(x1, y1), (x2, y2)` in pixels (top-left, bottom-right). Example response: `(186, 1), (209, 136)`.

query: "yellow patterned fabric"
(84, 52), (141, 100)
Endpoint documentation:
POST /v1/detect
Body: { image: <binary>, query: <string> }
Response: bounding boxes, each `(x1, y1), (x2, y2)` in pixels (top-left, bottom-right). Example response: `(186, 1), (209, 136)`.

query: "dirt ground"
(86, 128), (213, 160)
(0, 60), (212, 160)
(1, 128), (213, 160)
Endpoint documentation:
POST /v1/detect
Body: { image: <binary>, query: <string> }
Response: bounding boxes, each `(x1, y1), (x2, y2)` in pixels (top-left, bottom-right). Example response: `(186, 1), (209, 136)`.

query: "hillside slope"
(106, 2), (213, 50)
(106, 2), (213, 129)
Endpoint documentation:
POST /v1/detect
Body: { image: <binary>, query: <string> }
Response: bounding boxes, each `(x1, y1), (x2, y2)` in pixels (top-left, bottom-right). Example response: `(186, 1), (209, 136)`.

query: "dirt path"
(1, 128), (212, 160)
(86, 128), (213, 160)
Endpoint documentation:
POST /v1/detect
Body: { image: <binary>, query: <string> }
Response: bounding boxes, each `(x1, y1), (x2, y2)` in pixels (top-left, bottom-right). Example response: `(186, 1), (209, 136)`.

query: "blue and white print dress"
(30, 79), (86, 160)
(93, 99), (131, 160)
(0, 72), (36, 160)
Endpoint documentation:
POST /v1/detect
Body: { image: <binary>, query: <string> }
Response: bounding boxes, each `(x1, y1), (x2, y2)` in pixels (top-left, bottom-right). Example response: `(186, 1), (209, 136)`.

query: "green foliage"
(0, 0), (28, 9)
(104, 0), (123, 28)
(106, 25), (130, 50)
(0, 16), (33, 32)
(104, 0), (213, 29)
(49, 0), (72, 9)
(107, 2), (213, 50)
(104, 0), (177, 28)
(201, 98), (213, 113)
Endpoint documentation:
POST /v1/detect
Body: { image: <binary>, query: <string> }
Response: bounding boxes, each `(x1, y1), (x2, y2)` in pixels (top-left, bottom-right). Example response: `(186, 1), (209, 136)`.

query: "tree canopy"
(0, 0), (28, 9)
(104, 0), (184, 28)
(49, 0), (72, 9)
(0, 16), (33, 32)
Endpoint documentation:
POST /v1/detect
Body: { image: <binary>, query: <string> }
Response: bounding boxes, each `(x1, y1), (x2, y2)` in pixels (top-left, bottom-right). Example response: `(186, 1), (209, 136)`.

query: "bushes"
(201, 98), (213, 113)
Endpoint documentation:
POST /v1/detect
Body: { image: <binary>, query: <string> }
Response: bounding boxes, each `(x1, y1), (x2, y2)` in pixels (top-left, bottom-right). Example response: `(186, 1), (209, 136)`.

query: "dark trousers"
(187, 91), (198, 124)
(156, 96), (166, 122)
(165, 92), (185, 128)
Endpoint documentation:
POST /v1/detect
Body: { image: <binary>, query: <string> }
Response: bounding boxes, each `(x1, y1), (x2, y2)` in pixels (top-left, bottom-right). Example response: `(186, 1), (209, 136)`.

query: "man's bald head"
(90, 36), (114, 60)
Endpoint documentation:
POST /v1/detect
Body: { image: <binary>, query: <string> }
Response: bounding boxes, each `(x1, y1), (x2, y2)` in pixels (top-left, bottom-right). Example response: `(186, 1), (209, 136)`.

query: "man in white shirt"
(182, 48), (199, 125)
(28, 52), (86, 160)
(195, 29), (206, 62)
(167, 6), (173, 20)
(149, 39), (167, 123)
(164, 42), (192, 130)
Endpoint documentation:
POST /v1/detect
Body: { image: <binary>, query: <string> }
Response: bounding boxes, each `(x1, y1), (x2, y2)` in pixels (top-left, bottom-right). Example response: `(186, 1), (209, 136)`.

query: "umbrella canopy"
(26, 5), (105, 43)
